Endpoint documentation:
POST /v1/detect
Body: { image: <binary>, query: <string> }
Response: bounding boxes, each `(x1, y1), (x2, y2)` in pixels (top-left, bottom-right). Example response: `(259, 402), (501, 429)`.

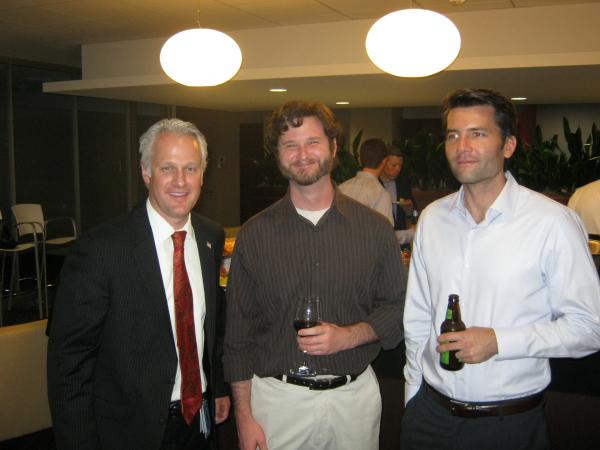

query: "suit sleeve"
(47, 236), (110, 450)
(212, 228), (230, 399)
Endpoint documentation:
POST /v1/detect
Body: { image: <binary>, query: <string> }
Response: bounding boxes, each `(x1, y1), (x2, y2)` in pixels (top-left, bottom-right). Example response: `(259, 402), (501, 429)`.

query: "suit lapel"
(128, 206), (174, 344)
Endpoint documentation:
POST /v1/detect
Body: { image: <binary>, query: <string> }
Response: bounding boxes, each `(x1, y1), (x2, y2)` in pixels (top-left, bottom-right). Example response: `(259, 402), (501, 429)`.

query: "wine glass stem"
(302, 350), (308, 367)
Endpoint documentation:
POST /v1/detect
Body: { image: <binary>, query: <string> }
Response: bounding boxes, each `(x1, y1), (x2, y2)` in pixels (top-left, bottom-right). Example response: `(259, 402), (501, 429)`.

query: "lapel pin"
(206, 242), (212, 249)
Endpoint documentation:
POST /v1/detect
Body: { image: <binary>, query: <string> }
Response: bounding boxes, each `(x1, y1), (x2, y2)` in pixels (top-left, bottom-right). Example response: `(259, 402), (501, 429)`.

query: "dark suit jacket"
(380, 172), (418, 230)
(47, 205), (227, 450)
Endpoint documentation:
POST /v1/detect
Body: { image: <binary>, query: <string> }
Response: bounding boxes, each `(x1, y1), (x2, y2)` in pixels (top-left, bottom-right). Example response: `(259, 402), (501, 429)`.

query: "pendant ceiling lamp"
(160, 9), (242, 87)
(366, 8), (461, 78)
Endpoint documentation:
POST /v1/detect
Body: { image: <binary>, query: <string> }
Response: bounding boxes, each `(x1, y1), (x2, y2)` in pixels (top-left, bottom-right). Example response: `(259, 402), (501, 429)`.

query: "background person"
(568, 178), (600, 238)
(223, 100), (405, 450)
(47, 118), (230, 450)
(402, 88), (600, 450)
(379, 148), (418, 231)
(339, 137), (394, 225)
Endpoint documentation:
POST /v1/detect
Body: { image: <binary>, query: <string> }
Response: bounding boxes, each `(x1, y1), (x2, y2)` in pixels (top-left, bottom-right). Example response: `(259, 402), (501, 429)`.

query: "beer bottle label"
(446, 309), (453, 320)
(440, 351), (449, 365)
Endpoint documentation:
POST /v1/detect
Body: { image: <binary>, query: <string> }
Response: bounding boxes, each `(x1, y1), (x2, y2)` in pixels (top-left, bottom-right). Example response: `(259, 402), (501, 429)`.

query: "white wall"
(348, 108), (393, 145)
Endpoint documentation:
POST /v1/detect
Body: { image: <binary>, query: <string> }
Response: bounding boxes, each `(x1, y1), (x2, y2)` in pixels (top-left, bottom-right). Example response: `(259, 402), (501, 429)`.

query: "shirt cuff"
(494, 326), (528, 360)
(365, 313), (403, 350)
(405, 381), (421, 406)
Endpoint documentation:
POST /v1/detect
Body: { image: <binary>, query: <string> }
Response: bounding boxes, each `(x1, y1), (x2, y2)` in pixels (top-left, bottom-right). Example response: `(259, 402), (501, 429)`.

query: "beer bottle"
(440, 294), (466, 371)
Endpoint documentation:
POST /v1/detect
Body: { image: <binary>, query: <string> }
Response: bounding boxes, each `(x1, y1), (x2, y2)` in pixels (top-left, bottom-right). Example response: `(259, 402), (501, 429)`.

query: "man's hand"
(231, 380), (268, 450)
(436, 327), (498, 364)
(297, 322), (377, 355)
(214, 396), (230, 424)
(235, 413), (268, 450)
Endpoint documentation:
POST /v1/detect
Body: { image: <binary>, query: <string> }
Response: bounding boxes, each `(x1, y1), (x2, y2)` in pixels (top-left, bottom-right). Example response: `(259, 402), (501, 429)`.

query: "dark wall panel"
(78, 104), (127, 232)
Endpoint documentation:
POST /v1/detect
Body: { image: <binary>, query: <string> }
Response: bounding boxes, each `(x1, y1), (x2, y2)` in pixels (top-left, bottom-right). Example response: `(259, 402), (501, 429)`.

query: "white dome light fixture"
(366, 9), (461, 78)
(160, 27), (242, 87)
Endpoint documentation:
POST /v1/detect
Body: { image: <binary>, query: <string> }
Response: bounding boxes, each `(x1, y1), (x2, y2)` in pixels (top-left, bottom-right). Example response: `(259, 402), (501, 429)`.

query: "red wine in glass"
(293, 319), (321, 331)
(290, 297), (321, 376)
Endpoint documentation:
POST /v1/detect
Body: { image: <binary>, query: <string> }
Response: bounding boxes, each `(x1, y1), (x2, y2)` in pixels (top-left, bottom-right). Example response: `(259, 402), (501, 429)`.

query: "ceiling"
(2, 0), (600, 111)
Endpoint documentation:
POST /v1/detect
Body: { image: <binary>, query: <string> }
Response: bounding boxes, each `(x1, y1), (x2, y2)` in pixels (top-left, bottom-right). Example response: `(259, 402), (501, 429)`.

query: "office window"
(12, 64), (76, 222)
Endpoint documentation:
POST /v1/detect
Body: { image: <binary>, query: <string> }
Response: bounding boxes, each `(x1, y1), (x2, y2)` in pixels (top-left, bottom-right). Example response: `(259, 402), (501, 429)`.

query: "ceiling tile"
(417, 0), (515, 13)
(321, 0), (412, 19)
(514, 0), (600, 6)
(217, 0), (346, 25)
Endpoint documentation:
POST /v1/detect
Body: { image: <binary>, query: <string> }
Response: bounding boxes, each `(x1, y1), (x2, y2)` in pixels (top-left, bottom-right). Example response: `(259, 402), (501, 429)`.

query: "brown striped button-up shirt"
(223, 189), (406, 381)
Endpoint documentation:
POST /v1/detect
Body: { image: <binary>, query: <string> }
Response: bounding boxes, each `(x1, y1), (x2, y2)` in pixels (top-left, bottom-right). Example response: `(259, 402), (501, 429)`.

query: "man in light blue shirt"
(402, 88), (600, 450)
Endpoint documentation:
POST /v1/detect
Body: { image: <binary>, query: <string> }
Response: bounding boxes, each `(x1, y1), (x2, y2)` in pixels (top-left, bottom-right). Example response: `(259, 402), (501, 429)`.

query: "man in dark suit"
(379, 148), (418, 231)
(47, 118), (230, 450)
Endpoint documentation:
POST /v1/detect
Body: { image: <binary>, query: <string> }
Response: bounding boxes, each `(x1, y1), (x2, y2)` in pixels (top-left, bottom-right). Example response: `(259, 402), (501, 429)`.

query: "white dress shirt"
(146, 201), (207, 401)
(404, 172), (600, 404)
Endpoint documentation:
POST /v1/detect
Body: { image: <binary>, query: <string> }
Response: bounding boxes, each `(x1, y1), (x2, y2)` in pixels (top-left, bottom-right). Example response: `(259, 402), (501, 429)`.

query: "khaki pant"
(251, 366), (381, 450)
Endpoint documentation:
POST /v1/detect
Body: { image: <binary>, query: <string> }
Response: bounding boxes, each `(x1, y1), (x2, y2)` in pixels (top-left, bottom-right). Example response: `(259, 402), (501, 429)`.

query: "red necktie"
(172, 231), (203, 425)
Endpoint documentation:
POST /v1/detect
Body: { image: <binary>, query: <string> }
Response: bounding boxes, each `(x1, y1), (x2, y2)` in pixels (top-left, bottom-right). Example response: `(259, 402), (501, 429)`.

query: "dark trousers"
(401, 384), (550, 450)
(159, 404), (211, 450)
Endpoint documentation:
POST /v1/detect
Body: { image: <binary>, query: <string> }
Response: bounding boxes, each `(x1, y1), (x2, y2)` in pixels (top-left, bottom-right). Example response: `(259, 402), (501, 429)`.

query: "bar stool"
(0, 210), (45, 326)
(11, 203), (78, 317)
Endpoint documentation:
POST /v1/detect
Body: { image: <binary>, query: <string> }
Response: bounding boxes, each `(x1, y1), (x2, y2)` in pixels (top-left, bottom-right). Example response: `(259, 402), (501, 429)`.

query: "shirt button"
(159, 418), (166, 425)
(314, 261), (320, 267)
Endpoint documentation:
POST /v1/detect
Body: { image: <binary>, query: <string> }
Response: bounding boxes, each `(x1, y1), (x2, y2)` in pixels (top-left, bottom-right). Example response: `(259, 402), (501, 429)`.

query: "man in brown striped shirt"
(223, 100), (405, 450)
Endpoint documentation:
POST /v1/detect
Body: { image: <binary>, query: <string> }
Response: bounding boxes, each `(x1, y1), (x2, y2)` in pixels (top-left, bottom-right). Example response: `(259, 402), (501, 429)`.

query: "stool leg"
(42, 242), (48, 318)
(8, 254), (17, 311)
(33, 245), (43, 319)
(1, 252), (6, 296)
(0, 253), (4, 327)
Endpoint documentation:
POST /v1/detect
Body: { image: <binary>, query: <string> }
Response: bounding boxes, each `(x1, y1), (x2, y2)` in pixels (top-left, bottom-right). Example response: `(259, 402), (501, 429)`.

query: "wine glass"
(290, 296), (321, 376)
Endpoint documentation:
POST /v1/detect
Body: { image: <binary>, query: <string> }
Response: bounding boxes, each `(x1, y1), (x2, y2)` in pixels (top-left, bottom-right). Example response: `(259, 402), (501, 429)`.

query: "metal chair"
(11, 203), (77, 247)
(0, 210), (45, 325)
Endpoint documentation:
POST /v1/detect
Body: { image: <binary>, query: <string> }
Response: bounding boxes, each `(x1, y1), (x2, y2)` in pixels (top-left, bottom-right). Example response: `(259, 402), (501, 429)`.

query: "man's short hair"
(139, 118), (208, 174)
(264, 100), (342, 158)
(359, 138), (388, 169)
(442, 88), (518, 141)
(387, 145), (404, 159)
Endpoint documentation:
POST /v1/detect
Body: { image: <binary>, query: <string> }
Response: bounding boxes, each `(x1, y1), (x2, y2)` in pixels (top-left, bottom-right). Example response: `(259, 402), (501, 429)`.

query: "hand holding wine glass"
(291, 296), (321, 376)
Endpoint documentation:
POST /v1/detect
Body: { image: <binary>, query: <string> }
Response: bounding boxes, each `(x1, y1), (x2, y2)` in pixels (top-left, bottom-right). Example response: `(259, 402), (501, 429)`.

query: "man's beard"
(278, 152), (334, 186)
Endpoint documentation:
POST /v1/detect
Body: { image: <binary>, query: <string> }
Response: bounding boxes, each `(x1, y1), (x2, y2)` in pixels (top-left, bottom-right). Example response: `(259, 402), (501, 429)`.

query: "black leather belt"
(273, 373), (359, 390)
(425, 383), (544, 418)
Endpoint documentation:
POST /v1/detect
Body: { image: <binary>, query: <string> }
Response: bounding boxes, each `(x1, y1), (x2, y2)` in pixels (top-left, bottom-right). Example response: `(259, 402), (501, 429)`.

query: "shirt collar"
(355, 171), (378, 182)
(272, 185), (351, 225)
(380, 177), (395, 187)
(146, 199), (195, 243)
(489, 171), (518, 222)
(450, 171), (518, 225)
